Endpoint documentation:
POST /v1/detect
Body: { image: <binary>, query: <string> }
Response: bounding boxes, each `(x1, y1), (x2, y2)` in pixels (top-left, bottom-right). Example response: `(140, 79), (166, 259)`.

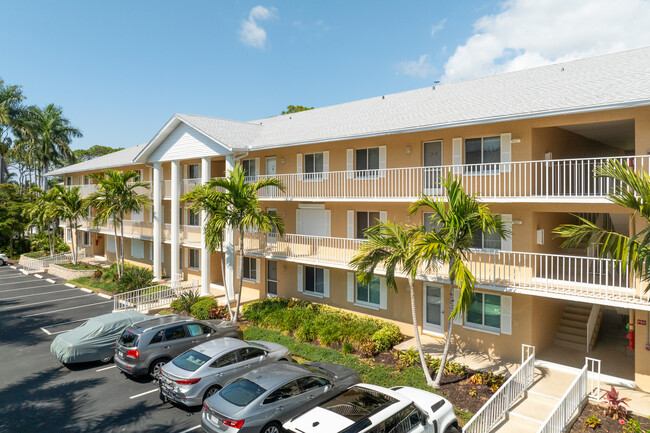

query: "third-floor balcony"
(237, 232), (649, 309)
(242, 155), (646, 203)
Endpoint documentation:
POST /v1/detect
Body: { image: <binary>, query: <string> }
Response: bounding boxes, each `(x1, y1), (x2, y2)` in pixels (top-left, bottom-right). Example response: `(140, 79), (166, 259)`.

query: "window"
(172, 350), (211, 372)
(304, 153), (324, 180)
(188, 209), (200, 226)
(472, 228), (502, 250)
(66, 229), (72, 242)
(357, 276), (380, 306)
(239, 347), (265, 361)
(133, 169), (142, 181)
(356, 147), (380, 176)
(188, 164), (200, 179)
(186, 323), (207, 336)
(131, 239), (144, 259)
(305, 266), (325, 295)
(242, 159), (256, 178)
(83, 232), (91, 246)
(356, 211), (380, 239)
(188, 248), (200, 269)
(297, 376), (329, 392)
(66, 176), (72, 186)
(164, 325), (187, 341)
(423, 212), (443, 233)
(466, 292), (501, 331)
(368, 403), (425, 433)
(465, 136), (500, 173)
(263, 380), (300, 404)
(150, 330), (163, 344)
(212, 350), (239, 368)
(242, 257), (257, 281)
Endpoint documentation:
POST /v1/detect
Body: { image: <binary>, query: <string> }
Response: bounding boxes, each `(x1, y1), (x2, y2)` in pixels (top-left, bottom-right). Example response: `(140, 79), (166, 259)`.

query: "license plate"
(117, 351), (124, 359)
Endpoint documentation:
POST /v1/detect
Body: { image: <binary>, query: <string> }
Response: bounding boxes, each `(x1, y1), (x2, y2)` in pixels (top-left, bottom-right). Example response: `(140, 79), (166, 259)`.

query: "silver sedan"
(158, 337), (291, 407)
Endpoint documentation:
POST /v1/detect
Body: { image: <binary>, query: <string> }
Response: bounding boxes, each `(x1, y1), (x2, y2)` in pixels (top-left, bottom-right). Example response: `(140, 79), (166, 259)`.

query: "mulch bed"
(569, 404), (650, 432)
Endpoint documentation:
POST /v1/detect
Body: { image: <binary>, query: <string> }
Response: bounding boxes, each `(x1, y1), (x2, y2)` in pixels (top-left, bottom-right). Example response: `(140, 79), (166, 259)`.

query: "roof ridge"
(178, 113), (262, 127)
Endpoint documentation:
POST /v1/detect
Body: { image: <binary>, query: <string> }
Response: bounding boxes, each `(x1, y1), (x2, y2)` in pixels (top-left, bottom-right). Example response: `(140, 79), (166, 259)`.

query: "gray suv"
(114, 315), (242, 378)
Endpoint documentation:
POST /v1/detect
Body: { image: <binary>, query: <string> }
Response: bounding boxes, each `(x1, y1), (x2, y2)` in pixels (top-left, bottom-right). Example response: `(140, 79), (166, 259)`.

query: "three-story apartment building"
(48, 48), (650, 390)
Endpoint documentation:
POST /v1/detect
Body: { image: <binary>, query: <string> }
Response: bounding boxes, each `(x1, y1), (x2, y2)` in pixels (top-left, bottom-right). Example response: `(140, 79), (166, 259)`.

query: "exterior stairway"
(554, 302), (591, 351)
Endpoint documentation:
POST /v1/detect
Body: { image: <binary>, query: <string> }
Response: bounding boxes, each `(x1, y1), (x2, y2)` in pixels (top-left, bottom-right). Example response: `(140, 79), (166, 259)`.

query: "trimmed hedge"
(190, 298), (219, 320)
(242, 297), (403, 355)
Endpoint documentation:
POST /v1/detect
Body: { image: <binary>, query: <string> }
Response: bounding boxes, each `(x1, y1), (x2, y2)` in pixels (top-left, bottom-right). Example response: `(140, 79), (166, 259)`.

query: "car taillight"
(126, 349), (139, 359)
(222, 419), (245, 429)
(175, 378), (201, 385)
(203, 402), (207, 412)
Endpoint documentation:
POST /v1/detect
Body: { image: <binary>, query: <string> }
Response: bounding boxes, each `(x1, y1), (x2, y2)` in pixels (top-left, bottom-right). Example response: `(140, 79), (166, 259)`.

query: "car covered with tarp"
(50, 311), (148, 364)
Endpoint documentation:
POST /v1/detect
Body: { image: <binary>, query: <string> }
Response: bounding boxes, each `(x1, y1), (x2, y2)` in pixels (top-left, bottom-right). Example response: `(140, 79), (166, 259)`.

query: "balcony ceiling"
(559, 119), (635, 151)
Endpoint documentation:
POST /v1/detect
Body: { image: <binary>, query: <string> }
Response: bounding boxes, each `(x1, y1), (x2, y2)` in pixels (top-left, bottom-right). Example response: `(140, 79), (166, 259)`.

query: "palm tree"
(0, 79), (25, 184)
(27, 185), (63, 256)
(88, 169), (150, 276)
(554, 159), (650, 292)
(54, 186), (86, 265)
(410, 174), (507, 387)
(349, 221), (435, 386)
(181, 184), (234, 318)
(208, 164), (285, 321)
(20, 104), (81, 188)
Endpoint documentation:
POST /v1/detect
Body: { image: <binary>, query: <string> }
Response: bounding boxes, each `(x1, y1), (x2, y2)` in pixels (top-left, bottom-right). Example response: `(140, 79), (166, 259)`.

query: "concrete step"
(560, 318), (587, 329)
(564, 312), (589, 321)
(565, 305), (591, 315)
(556, 331), (585, 344)
(557, 325), (587, 336)
(555, 339), (585, 351)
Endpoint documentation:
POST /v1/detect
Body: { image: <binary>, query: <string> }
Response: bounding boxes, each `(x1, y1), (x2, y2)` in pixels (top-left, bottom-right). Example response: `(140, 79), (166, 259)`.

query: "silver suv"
(114, 315), (242, 378)
(0, 253), (8, 266)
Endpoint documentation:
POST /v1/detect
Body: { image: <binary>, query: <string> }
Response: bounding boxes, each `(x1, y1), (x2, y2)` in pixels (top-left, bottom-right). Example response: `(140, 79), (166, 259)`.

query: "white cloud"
(395, 54), (437, 79)
(239, 5), (276, 49)
(442, 0), (650, 82)
(430, 18), (446, 36)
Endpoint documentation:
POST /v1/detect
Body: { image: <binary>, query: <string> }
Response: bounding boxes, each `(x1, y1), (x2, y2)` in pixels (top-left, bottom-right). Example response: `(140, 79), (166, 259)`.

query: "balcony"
(241, 155), (646, 203)
(237, 232), (649, 309)
(163, 179), (202, 198)
(72, 181), (152, 199)
(163, 223), (201, 246)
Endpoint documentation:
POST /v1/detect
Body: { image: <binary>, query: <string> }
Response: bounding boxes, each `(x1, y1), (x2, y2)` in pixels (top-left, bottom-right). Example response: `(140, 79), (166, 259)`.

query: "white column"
(200, 157), (211, 295)
(224, 154), (235, 300)
(153, 162), (162, 280)
(171, 160), (180, 282)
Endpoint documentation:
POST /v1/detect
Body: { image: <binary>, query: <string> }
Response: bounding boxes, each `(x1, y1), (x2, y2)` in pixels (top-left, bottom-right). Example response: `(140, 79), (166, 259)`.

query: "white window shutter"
(149, 243), (153, 260)
(197, 250), (201, 270)
(161, 245), (165, 263)
(255, 258), (261, 283)
(297, 153), (302, 175)
(297, 265), (303, 292)
(184, 249), (189, 268)
(323, 151), (329, 180)
(296, 209), (302, 235)
(452, 288), (462, 325)
(452, 138), (463, 174)
(254, 158), (260, 176)
(347, 211), (355, 238)
(323, 269), (330, 298)
(379, 277), (387, 310)
(379, 146), (386, 178)
(379, 211), (387, 223)
(325, 210), (331, 237)
(501, 295), (512, 335)
(347, 272), (354, 303)
(130, 239), (136, 258)
(107, 235), (115, 253)
(501, 214), (513, 251)
(346, 149), (354, 179)
(183, 165), (188, 179)
(500, 133), (512, 173)
(236, 255), (241, 277)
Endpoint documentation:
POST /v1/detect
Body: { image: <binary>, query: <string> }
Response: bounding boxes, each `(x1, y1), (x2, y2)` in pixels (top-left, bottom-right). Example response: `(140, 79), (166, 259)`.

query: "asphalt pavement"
(0, 264), (204, 433)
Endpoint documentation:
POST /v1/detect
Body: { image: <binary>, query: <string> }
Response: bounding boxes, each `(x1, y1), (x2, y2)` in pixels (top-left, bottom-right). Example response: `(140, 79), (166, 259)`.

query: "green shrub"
(191, 298), (219, 320)
(294, 321), (318, 342)
(101, 262), (121, 282)
(173, 290), (201, 314)
(116, 267), (154, 293)
(370, 325), (403, 352)
(341, 341), (355, 355)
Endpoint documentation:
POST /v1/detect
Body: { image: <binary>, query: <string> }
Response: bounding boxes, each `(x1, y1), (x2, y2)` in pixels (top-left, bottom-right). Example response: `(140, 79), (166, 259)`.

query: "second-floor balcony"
(74, 181), (153, 199)
(237, 232), (649, 309)
(241, 155), (646, 203)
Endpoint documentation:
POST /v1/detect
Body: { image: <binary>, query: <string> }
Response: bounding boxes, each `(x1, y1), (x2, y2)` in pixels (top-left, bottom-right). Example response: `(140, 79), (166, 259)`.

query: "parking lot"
(0, 265), (203, 433)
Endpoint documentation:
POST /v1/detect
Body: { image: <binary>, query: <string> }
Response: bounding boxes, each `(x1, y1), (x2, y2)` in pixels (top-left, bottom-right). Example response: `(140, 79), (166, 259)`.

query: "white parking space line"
(0, 283), (58, 292)
(96, 365), (117, 372)
(40, 327), (52, 335)
(45, 278), (56, 284)
(178, 426), (202, 433)
(0, 293), (95, 312)
(97, 293), (111, 299)
(65, 283), (76, 288)
(10, 265), (16, 269)
(41, 318), (89, 329)
(79, 288), (92, 293)
(35, 274), (43, 279)
(129, 389), (158, 399)
(22, 300), (113, 317)
(2, 288), (81, 300)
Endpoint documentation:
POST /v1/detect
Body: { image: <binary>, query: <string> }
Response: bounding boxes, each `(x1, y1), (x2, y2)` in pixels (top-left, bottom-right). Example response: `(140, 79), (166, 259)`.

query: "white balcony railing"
(113, 280), (199, 312)
(237, 232), (648, 306)
(235, 155), (648, 202)
(72, 181), (152, 198)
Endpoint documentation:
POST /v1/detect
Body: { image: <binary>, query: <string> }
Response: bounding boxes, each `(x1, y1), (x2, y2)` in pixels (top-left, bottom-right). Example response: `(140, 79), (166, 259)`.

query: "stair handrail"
(463, 345), (536, 433)
(586, 305), (601, 352)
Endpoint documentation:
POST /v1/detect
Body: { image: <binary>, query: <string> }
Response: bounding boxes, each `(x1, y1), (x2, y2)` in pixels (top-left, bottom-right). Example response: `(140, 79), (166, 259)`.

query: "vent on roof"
(432, 80), (440, 90)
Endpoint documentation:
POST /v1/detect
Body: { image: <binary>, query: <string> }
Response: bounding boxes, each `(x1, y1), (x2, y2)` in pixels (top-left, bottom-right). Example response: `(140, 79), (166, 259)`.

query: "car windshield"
(220, 379), (267, 407)
(118, 330), (139, 348)
(172, 350), (211, 371)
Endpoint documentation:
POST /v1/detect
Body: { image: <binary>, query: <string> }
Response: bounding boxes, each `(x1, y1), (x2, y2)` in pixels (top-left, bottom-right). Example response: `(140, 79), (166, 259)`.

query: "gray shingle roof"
(50, 46), (650, 174)
(46, 143), (147, 176)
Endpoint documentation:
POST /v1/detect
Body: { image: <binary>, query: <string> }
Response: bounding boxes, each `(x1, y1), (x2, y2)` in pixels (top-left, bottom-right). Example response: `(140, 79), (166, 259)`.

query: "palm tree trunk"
(49, 218), (55, 256)
(409, 277), (435, 386)
(119, 213), (125, 276)
(233, 232), (245, 322)
(219, 241), (234, 320)
(70, 219), (77, 265)
(113, 223), (121, 278)
(434, 258), (456, 387)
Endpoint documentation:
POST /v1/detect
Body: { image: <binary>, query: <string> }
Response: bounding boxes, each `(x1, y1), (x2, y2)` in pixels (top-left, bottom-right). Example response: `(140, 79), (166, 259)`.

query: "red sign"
(638, 320), (647, 325)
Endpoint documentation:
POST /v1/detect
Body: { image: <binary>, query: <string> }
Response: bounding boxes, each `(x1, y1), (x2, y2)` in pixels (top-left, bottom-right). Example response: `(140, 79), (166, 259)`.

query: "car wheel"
(261, 421), (282, 433)
(202, 385), (222, 402)
(445, 425), (461, 433)
(149, 358), (169, 379)
(0, 259), (5, 266)
(101, 355), (113, 363)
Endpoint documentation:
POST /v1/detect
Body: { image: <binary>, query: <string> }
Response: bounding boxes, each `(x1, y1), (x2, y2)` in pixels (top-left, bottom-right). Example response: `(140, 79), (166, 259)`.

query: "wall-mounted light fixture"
(406, 146), (411, 155)
(511, 138), (521, 144)
(512, 219), (523, 225)
(280, 157), (285, 164)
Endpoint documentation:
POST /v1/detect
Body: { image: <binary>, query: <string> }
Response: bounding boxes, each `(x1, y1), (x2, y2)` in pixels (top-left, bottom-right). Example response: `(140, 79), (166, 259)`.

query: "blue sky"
(2, 0), (649, 151)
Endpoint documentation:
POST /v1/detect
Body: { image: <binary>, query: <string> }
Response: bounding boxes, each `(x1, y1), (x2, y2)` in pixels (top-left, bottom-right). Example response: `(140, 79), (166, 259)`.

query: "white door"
(423, 141), (443, 194)
(423, 284), (444, 334)
(266, 157), (277, 176)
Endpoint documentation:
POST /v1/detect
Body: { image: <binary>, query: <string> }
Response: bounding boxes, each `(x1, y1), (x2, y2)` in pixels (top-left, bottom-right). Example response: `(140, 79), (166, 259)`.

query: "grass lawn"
(59, 263), (100, 270)
(242, 325), (473, 424)
(68, 277), (117, 293)
(24, 251), (47, 259)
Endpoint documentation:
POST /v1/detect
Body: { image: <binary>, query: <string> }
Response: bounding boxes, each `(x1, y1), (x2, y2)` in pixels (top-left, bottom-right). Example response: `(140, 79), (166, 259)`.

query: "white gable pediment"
(148, 123), (230, 162)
